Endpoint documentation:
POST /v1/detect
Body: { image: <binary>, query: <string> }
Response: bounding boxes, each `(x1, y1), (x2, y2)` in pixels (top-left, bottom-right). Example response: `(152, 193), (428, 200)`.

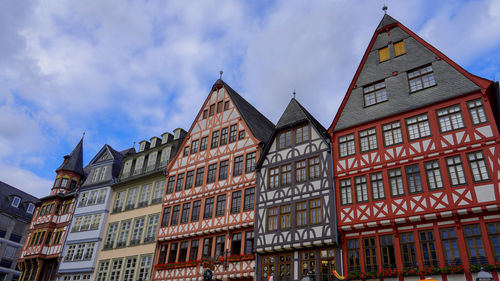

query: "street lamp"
(476, 268), (493, 281)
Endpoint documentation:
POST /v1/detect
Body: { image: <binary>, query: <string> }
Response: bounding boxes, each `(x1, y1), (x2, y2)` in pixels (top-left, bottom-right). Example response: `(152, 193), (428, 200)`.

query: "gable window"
(406, 114), (431, 140)
(405, 164), (423, 193)
(359, 128), (378, 152)
(238, 130), (245, 140)
(295, 124), (310, 144)
(207, 164), (217, 183)
(11, 196), (21, 208)
(379, 46), (389, 62)
(175, 173), (184, 192)
(424, 160), (444, 190)
(467, 151), (490, 182)
(183, 146), (189, 157)
(220, 127), (228, 145)
(209, 104), (215, 116)
(355, 176), (368, 203)
(233, 156), (243, 176)
(370, 172), (385, 200)
(467, 99), (488, 125)
(229, 124), (238, 143)
(388, 168), (404, 196)
(211, 130), (219, 148)
(394, 41), (406, 56)
(339, 134), (356, 157)
(185, 170), (194, 189)
(363, 81), (387, 107)
(195, 167), (205, 187)
(278, 130), (293, 149)
(243, 187), (254, 211)
(200, 136), (208, 151)
(219, 160), (228, 180)
(217, 101), (223, 113)
(408, 65), (436, 92)
(382, 121), (403, 146)
(340, 179), (352, 205)
(437, 105), (464, 132)
(190, 140), (199, 154)
(446, 155), (467, 186)
(245, 152), (256, 173)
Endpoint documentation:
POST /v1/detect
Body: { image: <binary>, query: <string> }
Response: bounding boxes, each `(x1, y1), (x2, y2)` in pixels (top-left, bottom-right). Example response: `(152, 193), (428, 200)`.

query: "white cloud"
(0, 163), (53, 198)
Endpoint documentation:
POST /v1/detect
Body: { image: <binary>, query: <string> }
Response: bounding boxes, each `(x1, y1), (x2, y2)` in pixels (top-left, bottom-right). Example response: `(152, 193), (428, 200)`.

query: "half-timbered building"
(255, 98), (339, 281)
(18, 139), (86, 281)
(153, 79), (274, 281)
(329, 14), (500, 281)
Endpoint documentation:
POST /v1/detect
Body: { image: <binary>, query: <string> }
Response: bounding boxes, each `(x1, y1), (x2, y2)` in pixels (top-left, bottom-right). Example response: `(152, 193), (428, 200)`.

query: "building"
(0, 181), (39, 281)
(94, 129), (184, 281)
(255, 98), (339, 281)
(57, 144), (126, 281)
(153, 79), (274, 281)
(18, 139), (86, 281)
(328, 13), (500, 281)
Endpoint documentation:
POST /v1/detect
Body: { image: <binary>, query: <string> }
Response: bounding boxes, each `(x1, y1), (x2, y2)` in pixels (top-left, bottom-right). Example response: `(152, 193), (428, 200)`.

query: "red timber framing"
(329, 14), (500, 281)
(153, 80), (273, 281)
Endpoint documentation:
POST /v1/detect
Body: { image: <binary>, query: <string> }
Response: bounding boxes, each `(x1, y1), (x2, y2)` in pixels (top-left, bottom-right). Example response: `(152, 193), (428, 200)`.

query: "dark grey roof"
(56, 138), (84, 175)
(0, 181), (39, 221)
(376, 13), (398, 30)
(39, 190), (76, 202)
(215, 79), (275, 144)
(276, 98), (329, 139)
(120, 147), (136, 156)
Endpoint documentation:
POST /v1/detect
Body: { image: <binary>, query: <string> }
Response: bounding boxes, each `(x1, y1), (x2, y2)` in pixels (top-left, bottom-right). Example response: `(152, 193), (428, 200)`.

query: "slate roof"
(276, 98), (329, 140)
(0, 181), (39, 221)
(376, 14), (398, 31)
(56, 138), (84, 175)
(215, 79), (275, 144)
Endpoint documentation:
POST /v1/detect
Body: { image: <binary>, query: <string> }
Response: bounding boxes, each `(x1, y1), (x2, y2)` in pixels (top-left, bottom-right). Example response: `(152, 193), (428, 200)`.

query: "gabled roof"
(329, 14), (493, 133)
(215, 79), (275, 143)
(56, 138), (84, 175)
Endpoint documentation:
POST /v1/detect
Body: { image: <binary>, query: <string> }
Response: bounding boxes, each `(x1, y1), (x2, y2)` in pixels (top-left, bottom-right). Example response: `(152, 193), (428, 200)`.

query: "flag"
(332, 270), (346, 280)
(268, 276), (274, 281)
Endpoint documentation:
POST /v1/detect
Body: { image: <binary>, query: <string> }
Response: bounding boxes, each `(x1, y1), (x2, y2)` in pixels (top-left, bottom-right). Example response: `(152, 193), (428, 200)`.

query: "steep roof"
(329, 13), (493, 133)
(56, 138), (84, 175)
(276, 98), (329, 139)
(215, 79), (275, 143)
(0, 181), (39, 221)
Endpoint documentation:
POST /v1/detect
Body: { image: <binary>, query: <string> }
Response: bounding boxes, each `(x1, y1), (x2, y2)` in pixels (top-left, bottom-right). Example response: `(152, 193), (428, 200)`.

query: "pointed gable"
(56, 138), (84, 176)
(330, 14), (492, 133)
(276, 98), (329, 139)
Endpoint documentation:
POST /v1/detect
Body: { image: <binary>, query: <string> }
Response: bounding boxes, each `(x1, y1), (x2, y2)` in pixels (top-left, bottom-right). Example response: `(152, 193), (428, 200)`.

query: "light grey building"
(0, 181), (39, 281)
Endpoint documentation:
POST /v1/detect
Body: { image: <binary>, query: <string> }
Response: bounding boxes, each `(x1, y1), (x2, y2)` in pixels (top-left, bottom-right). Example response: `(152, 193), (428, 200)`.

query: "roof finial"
(219, 69), (223, 79)
(293, 89), (296, 99)
(82, 131), (85, 139)
(382, 3), (388, 14)
(133, 140), (136, 149)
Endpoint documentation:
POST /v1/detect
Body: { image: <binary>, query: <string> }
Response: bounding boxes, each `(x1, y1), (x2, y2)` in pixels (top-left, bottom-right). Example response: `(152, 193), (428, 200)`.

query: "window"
(295, 160), (307, 182)
(195, 167), (205, 186)
(131, 217), (145, 245)
(137, 256), (152, 281)
(243, 188), (254, 211)
(446, 155), (467, 186)
(406, 114), (431, 140)
(232, 233), (242, 255)
(137, 185), (151, 207)
(487, 223), (500, 262)
(359, 128), (378, 152)
(267, 207), (278, 231)
(269, 167), (279, 189)
(408, 65), (436, 92)
(379, 46), (389, 62)
(11, 196), (21, 208)
(280, 205), (291, 230)
(309, 199), (321, 225)
(180, 203), (190, 224)
(72, 217), (83, 232)
(209, 104), (215, 116)
(211, 130), (219, 148)
(202, 237), (213, 258)
(363, 237), (378, 272)
(308, 157), (320, 179)
(301, 251), (316, 279)
(425, 160), (444, 190)
(355, 176), (368, 203)
(179, 241), (188, 262)
(388, 168), (404, 196)
(152, 180), (165, 204)
(27, 203), (35, 214)
(122, 257), (137, 281)
(278, 254), (292, 280)
(233, 156), (243, 176)
(219, 160), (229, 180)
(220, 127), (228, 145)
(96, 189), (106, 204)
(170, 205), (180, 226)
(394, 40), (406, 56)
(144, 214), (159, 242)
(185, 170), (194, 189)
(405, 164), (423, 193)
(125, 187), (138, 210)
(296, 201), (307, 227)
(65, 245), (76, 261)
(440, 228), (461, 266)
(380, 235), (396, 269)
(224, 101), (230, 110)
(191, 200), (201, 222)
(245, 152), (256, 173)
(278, 130), (293, 149)
(81, 215), (91, 231)
(364, 81), (387, 107)
(280, 164), (292, 186)
(295, 124), (310, 144)
(340, 179), (353, 205)
(158, 244), (168, 264)
(161, 207), (171, 227)
(96, 260), (109, 281)
(200, 136), (208, 151)
(229, 124), (238, 143)
(400, 233), (418, 269)
(215, 195), (226, 217)
(437, 105), (465, 132)
(215, 235), (225, 257)
(207, 164), (217, 183)
(175, 173), (184, 192)
(320, 249), (336, 281)
(468, 151), (490, 182)
(217, 101), (223, 113)
(109, 259), (123, 281)
(168, 243), (178, 263)
(117, 221), (131, 247)
(204, 197), (214, 219)
(468, 99), (488, 125)
(231, 191), (241, 213)
(370, 172), (385, 200)
(61, 178), (69, 187)
(166, 176), (175, 194)
(262, 256), (275, 279)
(183, 146), (189, 157)
(203, 110), (208, 119)
(420, 230), (439, 267)
(339, 134), (356, 157)
(190, 240), (199, 260)
(245, 231), (254, 254)
(382, 121), (403, 146)
(463, 224), (487, 264)
(191, 140), (199, 154)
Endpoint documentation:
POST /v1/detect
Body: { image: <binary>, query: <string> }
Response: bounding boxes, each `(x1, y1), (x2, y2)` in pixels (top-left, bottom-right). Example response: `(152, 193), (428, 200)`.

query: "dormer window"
(408, 65), (436, 92)
(11, 196), (21, 208)
(363, 81), (387, 107)
(61, 178), (68, 187)
(27, 203), (35, 214)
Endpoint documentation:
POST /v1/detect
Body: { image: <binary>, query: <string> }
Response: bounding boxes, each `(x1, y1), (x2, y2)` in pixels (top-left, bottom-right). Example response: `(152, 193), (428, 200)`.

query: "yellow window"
(379, 46), (389, 62)
(394, 41), (406, 56)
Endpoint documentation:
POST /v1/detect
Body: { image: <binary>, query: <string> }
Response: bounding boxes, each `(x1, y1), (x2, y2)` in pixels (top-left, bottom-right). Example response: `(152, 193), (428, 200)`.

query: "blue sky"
(1, 0), (499, 198)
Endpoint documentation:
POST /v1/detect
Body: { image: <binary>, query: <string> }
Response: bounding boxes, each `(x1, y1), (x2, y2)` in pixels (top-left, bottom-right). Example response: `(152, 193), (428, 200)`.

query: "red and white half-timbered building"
(153, 79), (274, 281)
(18, 139), (86, 281)
(329, 14), (500, 281)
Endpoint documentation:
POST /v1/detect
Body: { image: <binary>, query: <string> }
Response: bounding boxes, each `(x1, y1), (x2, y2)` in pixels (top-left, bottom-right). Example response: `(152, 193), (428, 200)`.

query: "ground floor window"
(320, 249), (336, 281)
(262, 256), (275, 279)
(301, 250), (316, 280)
(277, 254), (292, 281)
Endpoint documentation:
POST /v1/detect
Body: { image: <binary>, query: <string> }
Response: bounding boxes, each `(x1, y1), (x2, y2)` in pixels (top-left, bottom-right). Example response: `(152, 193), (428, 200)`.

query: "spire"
(56, 137), (84, 176)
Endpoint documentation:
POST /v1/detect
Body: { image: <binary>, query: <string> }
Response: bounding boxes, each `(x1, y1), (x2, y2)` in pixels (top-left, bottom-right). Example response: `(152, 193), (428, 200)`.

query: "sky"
(1, 0), (499, 198)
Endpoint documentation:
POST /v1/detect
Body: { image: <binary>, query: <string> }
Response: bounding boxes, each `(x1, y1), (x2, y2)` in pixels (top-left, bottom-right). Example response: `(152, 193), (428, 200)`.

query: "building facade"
(94, 130), (184, 281)
(18, 139), (86, 281)
(329, 14), (500, 281)
(0, 181), (39, 281)
(57, 144), (126, 281)
(153, 79), (274, 281)
(255, 98), (339, 281)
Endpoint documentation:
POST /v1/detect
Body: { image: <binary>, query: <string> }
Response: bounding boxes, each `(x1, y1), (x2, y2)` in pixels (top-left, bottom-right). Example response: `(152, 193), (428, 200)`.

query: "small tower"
(51, 138), (85, 195)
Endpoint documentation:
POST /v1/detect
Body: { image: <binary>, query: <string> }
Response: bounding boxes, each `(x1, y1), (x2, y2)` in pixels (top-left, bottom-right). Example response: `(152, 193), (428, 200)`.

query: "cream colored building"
(94, 129), (185, 281)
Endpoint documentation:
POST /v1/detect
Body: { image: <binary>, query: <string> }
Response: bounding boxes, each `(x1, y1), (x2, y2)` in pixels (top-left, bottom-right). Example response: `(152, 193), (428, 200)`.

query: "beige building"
(94, 129), (185, 281)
